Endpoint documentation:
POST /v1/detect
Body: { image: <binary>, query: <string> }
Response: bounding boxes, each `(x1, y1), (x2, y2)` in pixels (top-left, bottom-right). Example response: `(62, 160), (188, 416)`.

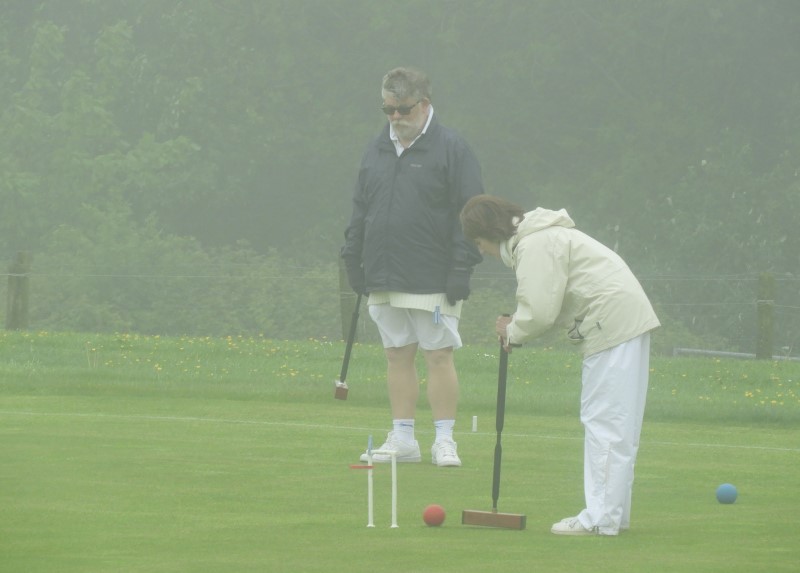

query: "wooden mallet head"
(334, 379), (348, 400)
(461, 509), (526, 530)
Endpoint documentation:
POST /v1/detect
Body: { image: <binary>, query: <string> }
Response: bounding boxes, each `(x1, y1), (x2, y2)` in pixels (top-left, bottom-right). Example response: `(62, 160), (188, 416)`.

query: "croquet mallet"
(334, 292), (362, 400)
(462, 335), (526, 529)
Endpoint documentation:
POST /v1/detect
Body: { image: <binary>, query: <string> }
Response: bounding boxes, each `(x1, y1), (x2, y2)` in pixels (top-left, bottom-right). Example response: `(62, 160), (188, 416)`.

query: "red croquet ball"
(423, 504), (446, 527)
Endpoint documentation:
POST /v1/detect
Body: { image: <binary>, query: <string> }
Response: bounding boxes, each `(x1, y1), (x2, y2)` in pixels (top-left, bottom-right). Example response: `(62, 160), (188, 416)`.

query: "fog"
(1, 1), (798, 347)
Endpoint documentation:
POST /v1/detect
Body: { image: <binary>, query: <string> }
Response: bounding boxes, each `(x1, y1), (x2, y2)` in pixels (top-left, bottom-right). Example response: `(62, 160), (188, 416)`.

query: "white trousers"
(577, 333), (650, 534)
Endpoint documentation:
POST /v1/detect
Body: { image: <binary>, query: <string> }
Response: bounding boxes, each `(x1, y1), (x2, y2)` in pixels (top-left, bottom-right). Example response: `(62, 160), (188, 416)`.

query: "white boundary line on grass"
(2, 409), (798, 453)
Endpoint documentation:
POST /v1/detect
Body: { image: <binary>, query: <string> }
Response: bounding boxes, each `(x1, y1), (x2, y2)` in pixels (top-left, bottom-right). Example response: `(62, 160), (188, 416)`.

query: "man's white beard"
(392, 117), (423, 143)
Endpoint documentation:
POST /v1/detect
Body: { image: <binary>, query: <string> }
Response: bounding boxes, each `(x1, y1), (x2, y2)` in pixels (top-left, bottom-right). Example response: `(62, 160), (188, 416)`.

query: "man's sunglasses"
(381, 100), (421, 116)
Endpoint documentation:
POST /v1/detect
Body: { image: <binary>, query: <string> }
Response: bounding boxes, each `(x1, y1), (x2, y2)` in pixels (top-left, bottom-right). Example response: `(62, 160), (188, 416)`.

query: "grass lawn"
(1, 331), (799, 572)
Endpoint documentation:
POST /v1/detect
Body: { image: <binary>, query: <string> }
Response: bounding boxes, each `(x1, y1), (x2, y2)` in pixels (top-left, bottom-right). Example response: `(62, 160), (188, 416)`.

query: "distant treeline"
(1, 1), (798, 349)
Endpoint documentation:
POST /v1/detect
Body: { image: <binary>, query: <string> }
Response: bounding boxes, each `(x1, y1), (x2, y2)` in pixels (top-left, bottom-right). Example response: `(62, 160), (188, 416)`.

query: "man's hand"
(345, 262), (367, 295)
(446, 267), (471, 305)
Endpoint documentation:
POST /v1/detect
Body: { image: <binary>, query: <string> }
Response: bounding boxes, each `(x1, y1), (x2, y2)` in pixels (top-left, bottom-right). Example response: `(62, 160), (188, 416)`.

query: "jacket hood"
(514, 208), (575, 241)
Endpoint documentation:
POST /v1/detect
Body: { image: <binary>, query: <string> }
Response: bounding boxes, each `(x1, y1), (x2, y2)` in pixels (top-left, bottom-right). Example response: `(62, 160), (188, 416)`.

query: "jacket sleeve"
(341, 167), (367, 266)
(448, 139), (484, 268)
(506, 232), (569, 345)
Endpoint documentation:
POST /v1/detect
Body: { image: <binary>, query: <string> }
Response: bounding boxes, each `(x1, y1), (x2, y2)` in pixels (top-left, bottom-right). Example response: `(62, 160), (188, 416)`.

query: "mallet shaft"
(339, 292), (362, 381)
(492, 341), (509, 511)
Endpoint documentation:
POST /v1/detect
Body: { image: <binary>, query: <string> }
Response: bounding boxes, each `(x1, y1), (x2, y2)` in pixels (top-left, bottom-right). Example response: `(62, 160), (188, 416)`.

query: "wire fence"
(638, 274), (800, 359)
(2, 262), (799, 358)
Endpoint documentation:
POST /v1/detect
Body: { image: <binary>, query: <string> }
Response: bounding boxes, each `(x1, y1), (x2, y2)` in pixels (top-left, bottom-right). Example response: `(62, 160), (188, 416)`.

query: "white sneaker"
(359, 431), (421, 463)
(550, 517), (597, 536)
(431, 438), (462, 467)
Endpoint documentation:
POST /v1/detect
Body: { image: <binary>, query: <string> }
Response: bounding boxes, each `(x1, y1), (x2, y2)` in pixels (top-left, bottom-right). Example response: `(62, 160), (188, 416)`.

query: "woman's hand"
(495, 314), (513, 352)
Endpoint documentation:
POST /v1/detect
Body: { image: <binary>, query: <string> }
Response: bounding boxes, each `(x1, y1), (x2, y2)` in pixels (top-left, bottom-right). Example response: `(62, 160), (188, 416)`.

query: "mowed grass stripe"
(1, 403), (798, 452)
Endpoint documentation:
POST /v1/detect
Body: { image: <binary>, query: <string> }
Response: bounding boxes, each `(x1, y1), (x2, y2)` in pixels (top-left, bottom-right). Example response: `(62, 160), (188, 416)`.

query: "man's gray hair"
(381, 67), (432, 102)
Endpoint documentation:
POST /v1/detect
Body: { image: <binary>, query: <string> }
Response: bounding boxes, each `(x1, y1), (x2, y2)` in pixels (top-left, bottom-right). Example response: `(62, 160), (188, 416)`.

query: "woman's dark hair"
(460, 195), (526, 242)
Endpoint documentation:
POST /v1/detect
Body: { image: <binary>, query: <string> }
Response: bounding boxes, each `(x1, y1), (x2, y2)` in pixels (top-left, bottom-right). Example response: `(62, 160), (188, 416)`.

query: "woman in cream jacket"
(460, 194), (660, 536)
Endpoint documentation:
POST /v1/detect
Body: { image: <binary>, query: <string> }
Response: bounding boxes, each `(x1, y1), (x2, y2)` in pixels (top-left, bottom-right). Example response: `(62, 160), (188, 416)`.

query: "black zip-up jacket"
(342, 114), (483, 294)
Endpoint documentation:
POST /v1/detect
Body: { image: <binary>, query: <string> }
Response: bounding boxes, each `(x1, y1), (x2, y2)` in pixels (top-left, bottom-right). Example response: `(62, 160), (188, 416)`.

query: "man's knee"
(423, 347), (454, 368)
(385, 344), (417, 364)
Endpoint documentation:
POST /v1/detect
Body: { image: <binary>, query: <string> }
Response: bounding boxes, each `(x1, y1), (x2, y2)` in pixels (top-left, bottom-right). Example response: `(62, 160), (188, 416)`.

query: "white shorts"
(368, 303), (462, 350)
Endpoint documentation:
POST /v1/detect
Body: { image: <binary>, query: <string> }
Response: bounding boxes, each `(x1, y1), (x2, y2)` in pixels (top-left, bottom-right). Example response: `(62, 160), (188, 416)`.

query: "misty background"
(1, 0), (798, 354)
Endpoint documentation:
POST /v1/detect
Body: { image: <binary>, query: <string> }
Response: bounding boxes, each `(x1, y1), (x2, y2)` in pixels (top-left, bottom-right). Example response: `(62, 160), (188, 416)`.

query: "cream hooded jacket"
(504, 208), (660, 357)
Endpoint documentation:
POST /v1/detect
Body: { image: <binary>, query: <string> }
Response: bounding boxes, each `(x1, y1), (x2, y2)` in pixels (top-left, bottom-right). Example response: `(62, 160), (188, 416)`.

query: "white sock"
(393, 419), (415, 444)
(434, 419), (455, 442)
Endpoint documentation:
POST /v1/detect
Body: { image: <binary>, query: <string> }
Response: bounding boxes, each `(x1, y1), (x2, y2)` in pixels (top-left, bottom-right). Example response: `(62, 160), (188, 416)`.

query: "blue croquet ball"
(716, 483), (738, 504)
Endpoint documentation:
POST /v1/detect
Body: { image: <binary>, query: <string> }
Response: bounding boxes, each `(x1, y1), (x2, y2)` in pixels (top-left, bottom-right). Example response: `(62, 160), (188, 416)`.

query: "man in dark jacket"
(342, 67), (483, 467)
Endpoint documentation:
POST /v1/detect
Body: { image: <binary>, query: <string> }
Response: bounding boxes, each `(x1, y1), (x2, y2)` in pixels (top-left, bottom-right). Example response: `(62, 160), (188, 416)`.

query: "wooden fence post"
(338, 257), (358, 342)
(6, 251), (32, 331)
(755, 272), (774, 359)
